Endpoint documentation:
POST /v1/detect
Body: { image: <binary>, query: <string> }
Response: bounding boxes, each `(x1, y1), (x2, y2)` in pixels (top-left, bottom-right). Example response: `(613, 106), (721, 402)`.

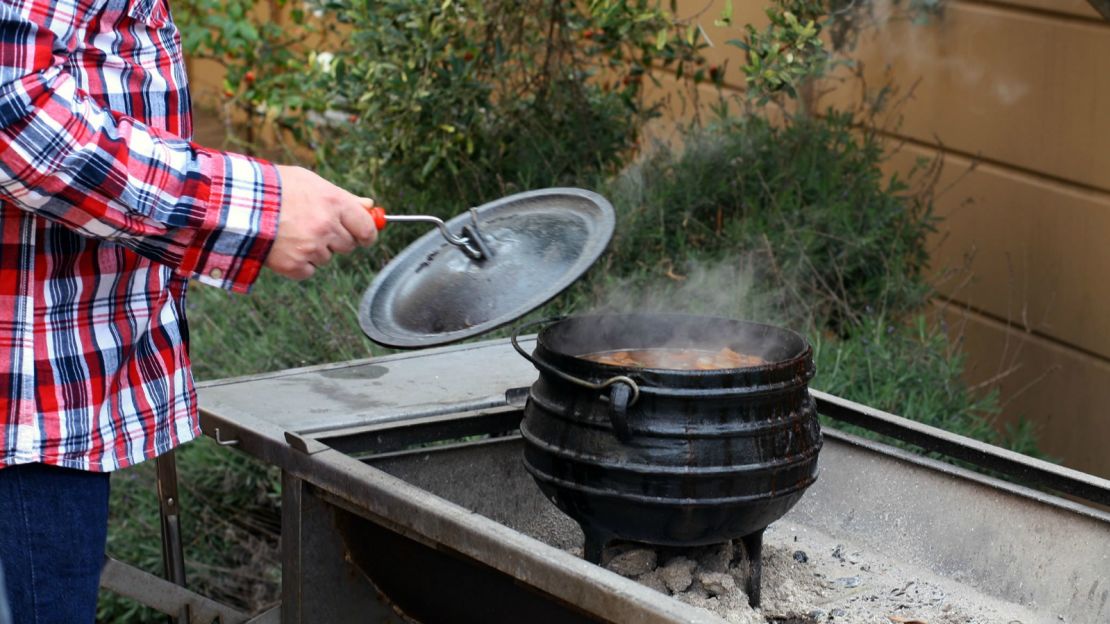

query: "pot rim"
(533, 313), (814, 384)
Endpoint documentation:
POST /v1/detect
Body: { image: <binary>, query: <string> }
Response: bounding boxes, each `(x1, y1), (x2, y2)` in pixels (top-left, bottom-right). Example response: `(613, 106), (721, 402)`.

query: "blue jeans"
(0, 561), (11, 624)
(0, 463), (111, 624)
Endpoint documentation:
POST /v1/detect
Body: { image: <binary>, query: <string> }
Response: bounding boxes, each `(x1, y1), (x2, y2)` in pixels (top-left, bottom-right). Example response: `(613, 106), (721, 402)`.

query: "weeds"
(185, 247), (390, 380)
(811, 314), (1043, 457)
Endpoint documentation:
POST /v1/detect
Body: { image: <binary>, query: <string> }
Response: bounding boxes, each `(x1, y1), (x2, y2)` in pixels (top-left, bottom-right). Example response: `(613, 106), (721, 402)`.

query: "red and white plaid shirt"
(0, 0), (280, 471)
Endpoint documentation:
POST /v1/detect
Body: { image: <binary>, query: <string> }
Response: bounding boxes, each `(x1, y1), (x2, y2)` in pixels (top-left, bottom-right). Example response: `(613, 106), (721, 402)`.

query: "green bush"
(178, 0), (711, 219)
(721, 0), (946, 107)
(311, 0), (642, 202)
(595, 111), (935, 333)
(811, 313), (1043, 457)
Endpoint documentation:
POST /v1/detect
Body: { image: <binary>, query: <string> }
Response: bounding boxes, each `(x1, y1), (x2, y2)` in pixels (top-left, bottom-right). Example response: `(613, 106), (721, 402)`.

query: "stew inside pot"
(580, 347), (765, 370)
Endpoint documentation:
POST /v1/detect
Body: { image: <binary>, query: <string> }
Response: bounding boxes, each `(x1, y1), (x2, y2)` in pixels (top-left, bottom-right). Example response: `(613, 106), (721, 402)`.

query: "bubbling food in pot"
(580, 347), (765, 370)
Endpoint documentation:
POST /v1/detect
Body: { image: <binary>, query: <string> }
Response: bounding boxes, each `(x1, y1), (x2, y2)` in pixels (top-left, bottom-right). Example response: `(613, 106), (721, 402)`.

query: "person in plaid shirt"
(0, 0), (379, 619)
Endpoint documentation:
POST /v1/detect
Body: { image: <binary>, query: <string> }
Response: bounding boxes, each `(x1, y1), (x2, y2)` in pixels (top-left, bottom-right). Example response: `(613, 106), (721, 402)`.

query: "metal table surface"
(199, 337), (538, 436)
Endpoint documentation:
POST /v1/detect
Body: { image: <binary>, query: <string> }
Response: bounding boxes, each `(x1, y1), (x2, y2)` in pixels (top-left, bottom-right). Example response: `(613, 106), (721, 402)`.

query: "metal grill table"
(111, 337), (1110, 624)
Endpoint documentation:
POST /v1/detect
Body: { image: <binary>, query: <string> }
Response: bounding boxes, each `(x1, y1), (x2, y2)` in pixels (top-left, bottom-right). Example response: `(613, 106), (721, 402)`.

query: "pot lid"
(358, 187), (615, 348)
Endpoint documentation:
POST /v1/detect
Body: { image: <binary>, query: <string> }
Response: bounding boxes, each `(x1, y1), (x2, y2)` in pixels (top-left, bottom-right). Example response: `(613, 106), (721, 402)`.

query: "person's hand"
(265, 165), (378, 280)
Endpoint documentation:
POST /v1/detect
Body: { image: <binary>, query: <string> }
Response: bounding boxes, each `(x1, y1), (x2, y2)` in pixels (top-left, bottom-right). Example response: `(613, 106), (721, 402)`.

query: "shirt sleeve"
(0, 0), (280, 294)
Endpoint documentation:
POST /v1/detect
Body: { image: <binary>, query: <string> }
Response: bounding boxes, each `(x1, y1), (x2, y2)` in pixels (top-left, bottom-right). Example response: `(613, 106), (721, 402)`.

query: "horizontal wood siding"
(884, 147), (1110, 360)
(828, 0), (1110, 478)
(823, 2), (1110, 192)
(967, 0), (1104, 19)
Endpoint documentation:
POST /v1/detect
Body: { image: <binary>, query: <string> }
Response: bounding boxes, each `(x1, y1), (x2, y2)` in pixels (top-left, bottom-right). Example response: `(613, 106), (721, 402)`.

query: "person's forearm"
(0, 1), (279, 292)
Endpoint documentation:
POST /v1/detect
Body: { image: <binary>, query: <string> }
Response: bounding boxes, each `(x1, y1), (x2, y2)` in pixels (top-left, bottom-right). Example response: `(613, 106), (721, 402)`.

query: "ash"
(572, 520), (1044, 624)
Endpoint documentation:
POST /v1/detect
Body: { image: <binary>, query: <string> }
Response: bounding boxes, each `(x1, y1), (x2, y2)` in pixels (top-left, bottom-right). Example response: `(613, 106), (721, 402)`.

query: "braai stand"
(102, 337), (1110, 624)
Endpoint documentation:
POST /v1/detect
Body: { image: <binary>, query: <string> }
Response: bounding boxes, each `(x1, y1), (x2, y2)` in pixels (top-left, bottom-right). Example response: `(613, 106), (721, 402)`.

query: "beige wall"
(665, 0), (1110, 477)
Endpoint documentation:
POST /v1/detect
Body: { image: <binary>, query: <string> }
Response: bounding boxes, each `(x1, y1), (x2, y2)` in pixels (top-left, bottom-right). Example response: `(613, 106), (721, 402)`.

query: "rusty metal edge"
(820, 426), (1110, 524)
(812, 389), (1110, 508)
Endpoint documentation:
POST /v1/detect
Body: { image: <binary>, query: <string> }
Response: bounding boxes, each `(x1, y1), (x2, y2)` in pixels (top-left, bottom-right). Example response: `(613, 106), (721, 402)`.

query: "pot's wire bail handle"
(512, 318), (640, 441)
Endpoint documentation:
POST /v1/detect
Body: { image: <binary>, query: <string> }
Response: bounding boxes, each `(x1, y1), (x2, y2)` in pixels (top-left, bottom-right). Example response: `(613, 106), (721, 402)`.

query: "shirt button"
(209, 268), (223, 280)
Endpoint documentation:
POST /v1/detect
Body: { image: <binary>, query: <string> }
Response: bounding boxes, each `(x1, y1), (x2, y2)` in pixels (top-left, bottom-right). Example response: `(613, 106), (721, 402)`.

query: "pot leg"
(582, 529), (611, 565)
(741, 529), (764, 608)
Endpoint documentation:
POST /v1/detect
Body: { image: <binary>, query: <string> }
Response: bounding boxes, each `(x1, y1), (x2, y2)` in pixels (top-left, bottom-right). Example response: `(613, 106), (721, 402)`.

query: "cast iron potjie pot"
(513, 313), (821, 607)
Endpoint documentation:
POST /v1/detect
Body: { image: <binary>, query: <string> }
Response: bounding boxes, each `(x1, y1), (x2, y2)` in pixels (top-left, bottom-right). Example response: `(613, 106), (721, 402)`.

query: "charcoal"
(636, 569), (669, 594)
(660, 556), (697, 593)
(605, 548), (657, 577)
(698, 571), (737, 597)
(697, 541), (735, 573)
(567, 523), (1041, 623)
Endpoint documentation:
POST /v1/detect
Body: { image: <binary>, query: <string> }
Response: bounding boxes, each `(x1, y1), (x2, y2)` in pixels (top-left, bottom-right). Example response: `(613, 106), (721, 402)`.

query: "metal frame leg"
(155, 452), (189, 623)
(280, 472), (401, 624)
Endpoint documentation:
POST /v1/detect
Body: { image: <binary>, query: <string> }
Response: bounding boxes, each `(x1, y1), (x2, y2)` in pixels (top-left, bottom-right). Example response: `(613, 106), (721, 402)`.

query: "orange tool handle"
(368, 206), (388, 231)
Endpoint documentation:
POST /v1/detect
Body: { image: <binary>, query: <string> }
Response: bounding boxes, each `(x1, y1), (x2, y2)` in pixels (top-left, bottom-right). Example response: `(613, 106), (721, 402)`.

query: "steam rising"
(574, 257), (809, 362)
(590, 257), (786, 324)
(864, 0), (1029, 108)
